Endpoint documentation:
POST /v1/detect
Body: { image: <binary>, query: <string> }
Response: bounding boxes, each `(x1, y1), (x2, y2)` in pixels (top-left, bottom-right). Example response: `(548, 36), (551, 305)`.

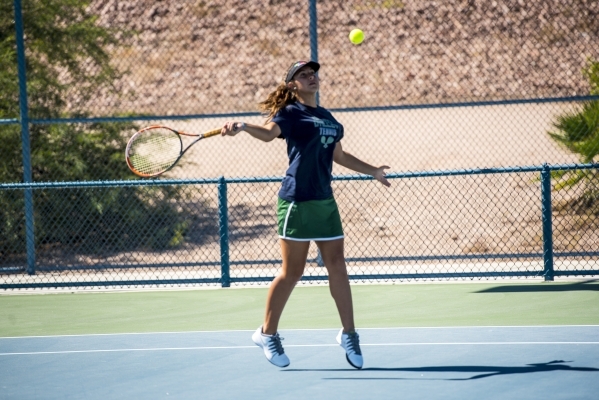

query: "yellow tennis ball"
(349, 29), (364, 45)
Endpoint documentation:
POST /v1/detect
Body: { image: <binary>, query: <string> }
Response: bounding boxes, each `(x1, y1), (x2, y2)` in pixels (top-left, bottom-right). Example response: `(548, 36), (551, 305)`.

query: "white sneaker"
(252, 326), (290, 368)
(336, 329), (363, 369)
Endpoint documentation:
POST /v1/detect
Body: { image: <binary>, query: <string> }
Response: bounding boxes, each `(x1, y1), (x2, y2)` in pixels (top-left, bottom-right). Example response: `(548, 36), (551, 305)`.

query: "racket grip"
(202, 128), (222, 138)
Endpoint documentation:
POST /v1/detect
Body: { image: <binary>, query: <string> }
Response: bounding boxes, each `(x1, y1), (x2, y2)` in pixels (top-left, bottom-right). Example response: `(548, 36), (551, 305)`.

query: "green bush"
(549, 59), (599, 164)
(548, 58), (599, 213)
(0, 0), (194, 260)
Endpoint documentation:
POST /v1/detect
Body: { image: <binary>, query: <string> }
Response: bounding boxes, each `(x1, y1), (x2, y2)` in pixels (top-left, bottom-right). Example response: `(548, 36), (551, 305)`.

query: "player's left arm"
(333, 142), (391, 187)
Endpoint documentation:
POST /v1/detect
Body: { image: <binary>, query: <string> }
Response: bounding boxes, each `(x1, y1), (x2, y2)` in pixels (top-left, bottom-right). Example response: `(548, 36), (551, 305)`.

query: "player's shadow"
(475, 280), (599, 293)
(284, 360), (599, 381)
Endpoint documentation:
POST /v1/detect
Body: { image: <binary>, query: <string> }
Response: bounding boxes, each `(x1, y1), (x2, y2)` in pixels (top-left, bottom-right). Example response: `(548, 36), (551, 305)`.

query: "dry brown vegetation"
(83, 0), (599, 115)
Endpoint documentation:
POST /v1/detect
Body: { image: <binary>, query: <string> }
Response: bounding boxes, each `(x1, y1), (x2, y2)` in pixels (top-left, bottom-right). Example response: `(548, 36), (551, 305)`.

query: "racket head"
(125, 126), (184, 177)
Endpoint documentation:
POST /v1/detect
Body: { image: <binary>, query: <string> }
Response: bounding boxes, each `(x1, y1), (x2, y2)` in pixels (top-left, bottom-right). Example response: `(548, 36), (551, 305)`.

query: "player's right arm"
(221, 121), (280, 142)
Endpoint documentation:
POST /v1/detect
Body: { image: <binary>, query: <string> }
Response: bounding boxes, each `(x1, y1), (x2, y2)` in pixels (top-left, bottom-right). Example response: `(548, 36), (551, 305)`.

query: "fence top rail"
(0, 164), (597, 190)
(331, 95), (599, 114)
(2, 95), (599, 126)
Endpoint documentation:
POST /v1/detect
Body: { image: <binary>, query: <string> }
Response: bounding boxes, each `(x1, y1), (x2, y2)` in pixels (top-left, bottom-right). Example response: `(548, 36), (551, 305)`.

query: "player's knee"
(322, 250), (345, 266)
(325, 259), (348, 278)
(281, 269), (304, 283)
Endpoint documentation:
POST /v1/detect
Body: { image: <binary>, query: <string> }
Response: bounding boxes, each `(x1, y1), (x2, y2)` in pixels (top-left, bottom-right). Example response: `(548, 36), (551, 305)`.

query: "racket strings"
(128, 130), (182, 175)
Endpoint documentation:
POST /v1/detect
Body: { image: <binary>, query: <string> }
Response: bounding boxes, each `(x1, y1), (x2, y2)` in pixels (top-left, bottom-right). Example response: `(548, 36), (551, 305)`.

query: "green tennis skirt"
(277, 197), (344, 241)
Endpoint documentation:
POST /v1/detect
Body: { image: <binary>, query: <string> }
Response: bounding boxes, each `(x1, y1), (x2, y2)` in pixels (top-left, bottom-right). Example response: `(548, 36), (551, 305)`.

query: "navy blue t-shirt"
(273, 102), (344, 202)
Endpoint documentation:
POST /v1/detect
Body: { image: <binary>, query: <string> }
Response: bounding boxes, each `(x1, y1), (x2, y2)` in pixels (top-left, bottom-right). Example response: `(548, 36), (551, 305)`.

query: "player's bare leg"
(317, 238), (363, 369)
(262, 239), (310, 335)
(316, 238), (355, 332)
(252, 239), (308, 367)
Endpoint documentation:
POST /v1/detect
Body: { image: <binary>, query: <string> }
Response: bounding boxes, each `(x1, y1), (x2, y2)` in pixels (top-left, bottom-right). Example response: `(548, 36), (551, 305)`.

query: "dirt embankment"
(82, 0), (599, 116)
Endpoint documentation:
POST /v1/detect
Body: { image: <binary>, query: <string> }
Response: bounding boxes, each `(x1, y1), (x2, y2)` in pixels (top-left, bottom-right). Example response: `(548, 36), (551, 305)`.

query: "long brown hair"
(258, 82), (297, 121)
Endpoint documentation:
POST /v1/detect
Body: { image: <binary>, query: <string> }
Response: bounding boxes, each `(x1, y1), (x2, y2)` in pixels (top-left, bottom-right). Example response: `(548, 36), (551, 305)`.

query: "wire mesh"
(1, 167), (597, 289)
(551, 168), (599, 274)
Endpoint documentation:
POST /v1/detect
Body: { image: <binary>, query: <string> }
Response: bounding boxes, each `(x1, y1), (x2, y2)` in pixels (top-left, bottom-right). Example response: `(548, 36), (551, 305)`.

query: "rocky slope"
(80, 0), (599, 116)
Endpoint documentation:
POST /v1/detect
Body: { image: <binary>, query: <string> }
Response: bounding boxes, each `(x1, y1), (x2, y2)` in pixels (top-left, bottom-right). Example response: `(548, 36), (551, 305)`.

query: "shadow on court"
(284, 360), (599, 380)
(475, 280), (599, 293)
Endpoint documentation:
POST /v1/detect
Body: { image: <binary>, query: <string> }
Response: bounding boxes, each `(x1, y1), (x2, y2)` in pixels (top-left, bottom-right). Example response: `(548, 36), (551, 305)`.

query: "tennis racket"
(125, 125), (234, 177)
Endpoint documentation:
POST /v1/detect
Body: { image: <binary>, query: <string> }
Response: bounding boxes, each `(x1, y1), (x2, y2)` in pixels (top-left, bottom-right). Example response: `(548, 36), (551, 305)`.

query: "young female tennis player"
(221, 60), (390, 369)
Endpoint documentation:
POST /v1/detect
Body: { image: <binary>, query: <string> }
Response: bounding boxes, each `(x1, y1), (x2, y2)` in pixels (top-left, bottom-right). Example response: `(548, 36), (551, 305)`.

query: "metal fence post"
(14, 0), (36, 275)
(308, 0), (319, 105)
(541, 164), (554, 281)
(218, 177), (230, 287)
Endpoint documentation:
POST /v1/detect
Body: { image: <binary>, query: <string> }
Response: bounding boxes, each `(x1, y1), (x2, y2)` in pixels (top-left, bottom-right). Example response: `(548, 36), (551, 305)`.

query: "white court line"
(1, 342), (599, 356)
(1, 325), (598, 340)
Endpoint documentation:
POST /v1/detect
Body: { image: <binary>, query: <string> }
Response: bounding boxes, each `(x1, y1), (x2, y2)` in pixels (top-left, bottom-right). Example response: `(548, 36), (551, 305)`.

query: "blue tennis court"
(2, 326), (598, 399)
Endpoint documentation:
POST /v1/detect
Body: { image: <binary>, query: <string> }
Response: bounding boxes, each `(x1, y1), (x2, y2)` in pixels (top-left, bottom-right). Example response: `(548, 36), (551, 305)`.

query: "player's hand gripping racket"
(125, 125), (235, 177)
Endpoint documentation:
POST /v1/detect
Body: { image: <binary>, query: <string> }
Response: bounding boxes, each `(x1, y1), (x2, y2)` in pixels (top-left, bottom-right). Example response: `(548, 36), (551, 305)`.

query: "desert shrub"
(548, 58), (599, 214)
(0, 1), (194, 260)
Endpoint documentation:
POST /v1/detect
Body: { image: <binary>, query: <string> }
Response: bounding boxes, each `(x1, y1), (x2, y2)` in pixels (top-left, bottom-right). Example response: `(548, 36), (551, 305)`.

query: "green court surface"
(1, 281), (598, 337)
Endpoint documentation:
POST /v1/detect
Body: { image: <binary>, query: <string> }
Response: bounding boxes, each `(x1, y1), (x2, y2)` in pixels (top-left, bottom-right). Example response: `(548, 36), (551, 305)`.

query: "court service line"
(1, 342), (598, 356)
(1, 325), (598, 340)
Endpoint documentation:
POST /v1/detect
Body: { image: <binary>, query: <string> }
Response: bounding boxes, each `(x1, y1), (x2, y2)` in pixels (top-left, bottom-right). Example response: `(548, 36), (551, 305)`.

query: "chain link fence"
(1, 0), (598, 289)
(1, 166), (597, 289)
